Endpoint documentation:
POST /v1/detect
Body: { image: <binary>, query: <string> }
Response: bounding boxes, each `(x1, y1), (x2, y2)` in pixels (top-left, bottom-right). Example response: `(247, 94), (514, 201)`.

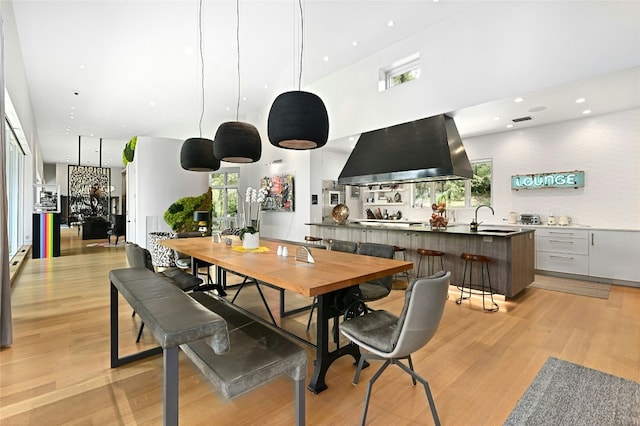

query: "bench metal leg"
(163, 347), (179, 426)
(294, 378), (306, 426)
(110, 282), (162, 368)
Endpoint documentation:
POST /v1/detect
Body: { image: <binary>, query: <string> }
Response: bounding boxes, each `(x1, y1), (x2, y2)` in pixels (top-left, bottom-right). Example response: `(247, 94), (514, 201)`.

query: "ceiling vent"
(512, 116), (532, 123)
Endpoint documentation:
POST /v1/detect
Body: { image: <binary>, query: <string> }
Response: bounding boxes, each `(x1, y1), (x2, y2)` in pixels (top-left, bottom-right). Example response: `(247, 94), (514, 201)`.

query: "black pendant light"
(180, 0), (219, 172)
(213, 0), (261, 163)
(267, 0), (329, 150)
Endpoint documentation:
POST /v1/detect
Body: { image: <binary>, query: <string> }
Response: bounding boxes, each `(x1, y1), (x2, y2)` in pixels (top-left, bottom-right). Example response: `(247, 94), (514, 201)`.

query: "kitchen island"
(307, 221), (535, 297)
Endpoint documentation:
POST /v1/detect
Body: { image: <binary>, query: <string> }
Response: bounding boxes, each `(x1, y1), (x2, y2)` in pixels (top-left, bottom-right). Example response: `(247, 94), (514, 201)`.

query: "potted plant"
(239, 186), (267, 249)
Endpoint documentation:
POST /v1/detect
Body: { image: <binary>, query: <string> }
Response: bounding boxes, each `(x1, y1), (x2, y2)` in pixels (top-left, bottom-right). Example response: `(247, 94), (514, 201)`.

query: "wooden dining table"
(160, 236), (413, 393)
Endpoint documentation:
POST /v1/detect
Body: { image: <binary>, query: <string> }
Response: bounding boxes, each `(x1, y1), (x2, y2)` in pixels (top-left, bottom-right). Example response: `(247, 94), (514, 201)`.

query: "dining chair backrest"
(388, 271), (450, 358)
(357, 242), (395, 296)
(125, 243), (154, 272)
(329, 239), (358, 253)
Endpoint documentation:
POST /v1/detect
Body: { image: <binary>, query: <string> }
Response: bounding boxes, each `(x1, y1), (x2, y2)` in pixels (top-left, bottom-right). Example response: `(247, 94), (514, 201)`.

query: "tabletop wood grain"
(160, 237), (412, 297)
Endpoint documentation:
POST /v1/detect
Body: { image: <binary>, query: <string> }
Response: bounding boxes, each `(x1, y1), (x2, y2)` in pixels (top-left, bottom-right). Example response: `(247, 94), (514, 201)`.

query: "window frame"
(209, 168), (240, 230)
(378, 52), (421, 92)
(409, 158), (493, 211)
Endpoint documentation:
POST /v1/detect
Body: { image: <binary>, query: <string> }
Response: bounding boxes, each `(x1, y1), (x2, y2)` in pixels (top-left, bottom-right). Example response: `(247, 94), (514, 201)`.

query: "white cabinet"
(588, 230), (640, 282)
(535, 228), (589, 275)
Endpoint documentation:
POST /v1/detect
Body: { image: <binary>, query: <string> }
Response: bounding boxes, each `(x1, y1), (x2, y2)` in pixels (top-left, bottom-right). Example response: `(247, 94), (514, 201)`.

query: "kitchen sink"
(478, 228), (518, 234)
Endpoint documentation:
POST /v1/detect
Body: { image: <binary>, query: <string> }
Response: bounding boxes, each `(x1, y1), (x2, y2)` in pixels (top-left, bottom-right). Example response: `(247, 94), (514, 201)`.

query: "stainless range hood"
(338, 114), (473, 186)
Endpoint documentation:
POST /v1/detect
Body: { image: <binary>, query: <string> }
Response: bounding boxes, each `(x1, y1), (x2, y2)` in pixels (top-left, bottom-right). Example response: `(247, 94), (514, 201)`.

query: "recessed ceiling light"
(575, 97), (586, 104)
(226, 106), (230, 111)
(493, 116), (501, 121)
(506, 124), (513, 128)
(387, 20), (395, 27)
(529, 106), (547, 113)
(242, 97), (247, 101)
(79, 64), (85, 70)
(323, 56), (329, 62)
(582, 109), (592, 115)
(514, 97), (524, 103)
(352, 41), (359, 47)
(264, 84), (269, 89)
(71, 106), (75, 110)
(348, 136), (355, 142)
(149, 100), (156, 107)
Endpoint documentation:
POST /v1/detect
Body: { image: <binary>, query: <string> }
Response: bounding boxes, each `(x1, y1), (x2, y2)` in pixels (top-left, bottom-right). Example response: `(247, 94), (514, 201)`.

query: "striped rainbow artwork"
(38, 213), (55, 258)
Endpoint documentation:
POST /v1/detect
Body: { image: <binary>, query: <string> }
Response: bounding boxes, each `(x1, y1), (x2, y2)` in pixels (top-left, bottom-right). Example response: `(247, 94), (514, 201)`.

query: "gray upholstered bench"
(110, 267), (307, 426)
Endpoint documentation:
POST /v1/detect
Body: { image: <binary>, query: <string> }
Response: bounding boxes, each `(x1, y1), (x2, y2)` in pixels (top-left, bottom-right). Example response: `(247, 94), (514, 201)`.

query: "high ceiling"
(7, 0), (640, 168)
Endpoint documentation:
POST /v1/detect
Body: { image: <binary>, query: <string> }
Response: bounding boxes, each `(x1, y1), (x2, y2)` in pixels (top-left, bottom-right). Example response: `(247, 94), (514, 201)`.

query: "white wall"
(309, 149), (355, 224)
(459, 108), (640, 228)
(307, 1), (640, 142)
(1, 1), (40, 244)
(130, 136), (209, 247)
(236, 142), (312, 242)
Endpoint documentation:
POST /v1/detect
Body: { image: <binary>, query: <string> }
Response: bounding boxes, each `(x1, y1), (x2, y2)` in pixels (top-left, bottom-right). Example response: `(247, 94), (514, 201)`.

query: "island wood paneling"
(313, 224), (535, 297)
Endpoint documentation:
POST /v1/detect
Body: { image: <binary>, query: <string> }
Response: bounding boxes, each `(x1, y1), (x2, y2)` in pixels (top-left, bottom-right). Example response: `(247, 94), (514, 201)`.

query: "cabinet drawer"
(536, 252), (589, 275)
(534, 228), (588, 239)
(536, 237), (589, 255)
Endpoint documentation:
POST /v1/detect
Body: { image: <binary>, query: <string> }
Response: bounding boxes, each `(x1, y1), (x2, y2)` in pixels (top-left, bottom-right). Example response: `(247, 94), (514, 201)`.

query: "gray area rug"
(504, 357), (640, 426)
(529, 276), (611, 299)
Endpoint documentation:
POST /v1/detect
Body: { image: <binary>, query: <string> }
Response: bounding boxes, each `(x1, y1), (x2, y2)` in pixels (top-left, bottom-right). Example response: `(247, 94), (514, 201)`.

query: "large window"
(6, 118), (24, 257)
(411, 159), (492, 210)
(209, 169), (239, 230)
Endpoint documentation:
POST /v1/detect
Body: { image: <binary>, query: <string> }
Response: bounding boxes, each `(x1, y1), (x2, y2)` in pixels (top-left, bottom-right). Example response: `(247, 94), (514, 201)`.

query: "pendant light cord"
(236, 0), (241, 121)
(198, 0), (205, 137)
(297, 0), (303, 91)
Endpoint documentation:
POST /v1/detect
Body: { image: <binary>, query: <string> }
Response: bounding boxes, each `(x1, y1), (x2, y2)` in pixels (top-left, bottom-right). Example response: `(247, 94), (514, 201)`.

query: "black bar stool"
(457, 253), (499, 312)
(416, 249), (445, 277)
(392, 245), (410, 290)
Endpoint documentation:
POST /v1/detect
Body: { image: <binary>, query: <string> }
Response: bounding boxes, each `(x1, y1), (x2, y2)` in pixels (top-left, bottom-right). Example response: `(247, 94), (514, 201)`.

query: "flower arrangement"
(240, 186), (268, 240)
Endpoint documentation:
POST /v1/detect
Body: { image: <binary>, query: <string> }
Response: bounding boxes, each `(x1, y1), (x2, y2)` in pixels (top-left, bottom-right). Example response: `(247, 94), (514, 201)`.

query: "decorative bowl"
(332, 204), (350, 224)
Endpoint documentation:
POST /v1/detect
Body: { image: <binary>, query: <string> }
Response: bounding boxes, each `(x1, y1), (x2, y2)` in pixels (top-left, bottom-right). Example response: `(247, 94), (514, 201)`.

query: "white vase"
(242, 232), (260, 249)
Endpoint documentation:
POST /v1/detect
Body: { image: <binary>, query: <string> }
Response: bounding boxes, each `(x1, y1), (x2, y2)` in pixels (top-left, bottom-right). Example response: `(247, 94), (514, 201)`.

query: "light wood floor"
(1, 227), (639, 425)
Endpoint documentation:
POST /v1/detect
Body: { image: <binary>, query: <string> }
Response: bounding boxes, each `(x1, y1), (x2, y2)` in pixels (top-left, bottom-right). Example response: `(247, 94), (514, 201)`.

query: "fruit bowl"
(332, 204), (350, 224)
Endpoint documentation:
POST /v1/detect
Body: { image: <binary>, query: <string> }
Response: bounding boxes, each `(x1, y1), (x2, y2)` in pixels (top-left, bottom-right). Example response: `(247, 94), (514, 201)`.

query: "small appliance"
(519, 213), (541, 225)
(558, 215), (572, 226)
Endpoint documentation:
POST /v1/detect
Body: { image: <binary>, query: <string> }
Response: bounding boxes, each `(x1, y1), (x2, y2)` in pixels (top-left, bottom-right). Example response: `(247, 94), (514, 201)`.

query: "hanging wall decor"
(260, 173), (295, 212)
(68, 165), (111, 218)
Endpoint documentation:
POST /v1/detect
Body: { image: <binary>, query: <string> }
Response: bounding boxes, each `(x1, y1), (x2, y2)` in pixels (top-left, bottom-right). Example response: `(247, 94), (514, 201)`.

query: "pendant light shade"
(213, 121), (262, 163)
(268, 90), (329, 150)
(180, 137), (220, 171)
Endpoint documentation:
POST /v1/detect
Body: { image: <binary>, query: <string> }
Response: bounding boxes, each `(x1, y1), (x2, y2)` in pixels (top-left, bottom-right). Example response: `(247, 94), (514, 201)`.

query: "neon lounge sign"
(511, 170), (585, 190)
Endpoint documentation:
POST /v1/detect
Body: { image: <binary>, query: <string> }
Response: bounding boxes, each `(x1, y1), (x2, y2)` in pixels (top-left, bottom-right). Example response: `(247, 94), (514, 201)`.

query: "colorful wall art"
(261, 174), (294, 212)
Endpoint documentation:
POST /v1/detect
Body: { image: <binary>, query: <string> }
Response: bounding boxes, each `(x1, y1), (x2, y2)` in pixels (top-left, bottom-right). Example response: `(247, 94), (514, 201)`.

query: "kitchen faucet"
(471, 204), (494, 231)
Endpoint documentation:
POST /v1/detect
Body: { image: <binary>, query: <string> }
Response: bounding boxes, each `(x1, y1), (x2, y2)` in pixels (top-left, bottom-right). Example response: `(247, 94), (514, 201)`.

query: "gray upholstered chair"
(125, 242), (203, 342)
(357, 242), (395, 302)
(340, 271), (450, 426)
(306, 240), (359, 331)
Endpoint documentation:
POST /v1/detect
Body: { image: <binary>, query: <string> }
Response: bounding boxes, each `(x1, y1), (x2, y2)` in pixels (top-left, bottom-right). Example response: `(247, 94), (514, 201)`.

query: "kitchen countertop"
(308, 221), (534, 237)
(310, 220), (640, 233)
